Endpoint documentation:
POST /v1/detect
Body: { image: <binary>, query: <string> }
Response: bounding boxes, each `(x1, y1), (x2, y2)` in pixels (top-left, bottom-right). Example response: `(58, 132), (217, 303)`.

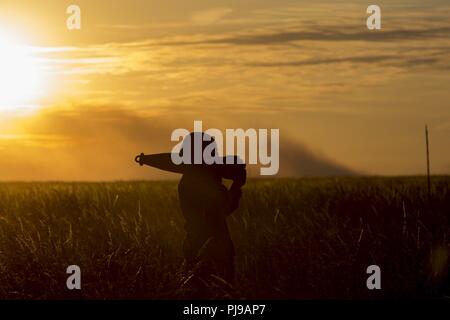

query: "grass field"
(0, 177), (449, 299)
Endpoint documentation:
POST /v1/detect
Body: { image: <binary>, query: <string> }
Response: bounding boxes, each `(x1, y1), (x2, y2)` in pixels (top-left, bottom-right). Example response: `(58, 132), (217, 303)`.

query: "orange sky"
(0, 0), (449, 180)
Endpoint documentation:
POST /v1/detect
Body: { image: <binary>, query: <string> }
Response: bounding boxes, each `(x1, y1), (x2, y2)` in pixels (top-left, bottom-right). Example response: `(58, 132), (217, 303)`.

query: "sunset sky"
(0, 0), (449, 180)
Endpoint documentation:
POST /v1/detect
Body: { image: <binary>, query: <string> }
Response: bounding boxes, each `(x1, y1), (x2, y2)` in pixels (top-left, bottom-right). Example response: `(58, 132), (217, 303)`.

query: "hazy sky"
(0, 0), (449, 180)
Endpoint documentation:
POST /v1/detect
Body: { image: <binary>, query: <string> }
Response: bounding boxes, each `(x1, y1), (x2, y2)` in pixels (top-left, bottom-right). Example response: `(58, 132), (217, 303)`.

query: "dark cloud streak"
(156, 27), (450, 47)
(245, 55), (443, 69)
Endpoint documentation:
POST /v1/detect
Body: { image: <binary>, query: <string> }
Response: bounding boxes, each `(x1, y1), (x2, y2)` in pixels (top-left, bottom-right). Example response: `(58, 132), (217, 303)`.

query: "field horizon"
(1, 174), (449, 183)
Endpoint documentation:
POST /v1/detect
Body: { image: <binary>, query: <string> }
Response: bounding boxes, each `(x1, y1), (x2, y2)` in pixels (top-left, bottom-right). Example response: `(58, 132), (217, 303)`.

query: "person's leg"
(205, 214), (235, 283)
(183, 217), (208, 263)
(215, 248), (235, 283)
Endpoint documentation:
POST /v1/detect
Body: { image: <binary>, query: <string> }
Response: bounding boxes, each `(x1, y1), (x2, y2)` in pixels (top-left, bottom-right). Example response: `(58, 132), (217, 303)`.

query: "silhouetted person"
(135, 132), (246, 283)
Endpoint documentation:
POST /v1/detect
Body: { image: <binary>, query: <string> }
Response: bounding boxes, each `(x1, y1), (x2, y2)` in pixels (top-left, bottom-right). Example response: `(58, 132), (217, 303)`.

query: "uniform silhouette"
(135, 132), (246, 283)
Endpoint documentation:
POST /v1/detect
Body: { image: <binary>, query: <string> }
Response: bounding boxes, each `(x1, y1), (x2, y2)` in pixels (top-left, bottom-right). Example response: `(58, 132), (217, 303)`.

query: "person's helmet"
(179, 132), (217, 165)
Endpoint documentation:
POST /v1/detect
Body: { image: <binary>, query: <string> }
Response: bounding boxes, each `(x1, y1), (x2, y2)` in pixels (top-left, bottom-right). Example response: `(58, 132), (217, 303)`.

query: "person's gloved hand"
(233, 167), (247, 188)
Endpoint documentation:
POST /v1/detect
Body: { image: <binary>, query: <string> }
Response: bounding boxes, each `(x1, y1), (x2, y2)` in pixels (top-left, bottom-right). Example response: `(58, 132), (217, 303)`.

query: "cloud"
(247, 137), (356, 177)
(191, 8), (233, 25)
(247, 55), (400, 67)
(244, 55), (447, 70)
(0, 105), (355, 180)
(277, 138), (356, 177)
(0, 133), (69, 148)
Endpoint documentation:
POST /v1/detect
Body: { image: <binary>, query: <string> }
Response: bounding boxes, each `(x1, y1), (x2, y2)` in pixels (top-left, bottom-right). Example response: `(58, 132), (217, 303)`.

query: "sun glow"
(0, 31), (46, 111)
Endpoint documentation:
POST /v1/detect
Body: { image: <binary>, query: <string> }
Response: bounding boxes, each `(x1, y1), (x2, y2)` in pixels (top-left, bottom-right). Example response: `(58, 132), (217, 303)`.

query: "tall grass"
(0, 177), (448, 299)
